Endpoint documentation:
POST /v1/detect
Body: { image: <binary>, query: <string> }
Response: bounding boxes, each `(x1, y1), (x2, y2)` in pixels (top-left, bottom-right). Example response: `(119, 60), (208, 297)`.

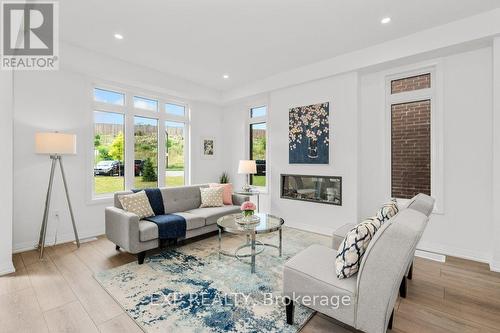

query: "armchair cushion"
(284, 244), (356, 326)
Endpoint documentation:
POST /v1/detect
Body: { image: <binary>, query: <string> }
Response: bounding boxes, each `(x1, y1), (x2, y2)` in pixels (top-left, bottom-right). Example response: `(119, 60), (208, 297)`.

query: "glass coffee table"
(217, 213), (284, 273)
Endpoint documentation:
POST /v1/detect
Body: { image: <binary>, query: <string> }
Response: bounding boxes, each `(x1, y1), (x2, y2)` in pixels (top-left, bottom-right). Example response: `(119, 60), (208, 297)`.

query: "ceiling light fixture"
(223, 74), (229, 79)
(114, 33), (124, 40)
(381, 17), (391, 24)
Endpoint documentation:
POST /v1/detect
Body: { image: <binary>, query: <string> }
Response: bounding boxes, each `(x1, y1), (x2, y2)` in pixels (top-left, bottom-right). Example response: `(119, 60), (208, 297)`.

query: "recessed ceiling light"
(114, 33), (124, 40)
(223, 74), (229, 79)
(381, 17), (391, 24)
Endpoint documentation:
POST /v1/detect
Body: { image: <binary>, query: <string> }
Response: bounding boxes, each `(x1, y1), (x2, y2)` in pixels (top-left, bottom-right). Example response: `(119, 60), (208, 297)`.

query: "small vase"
(308, 137), (318, 159)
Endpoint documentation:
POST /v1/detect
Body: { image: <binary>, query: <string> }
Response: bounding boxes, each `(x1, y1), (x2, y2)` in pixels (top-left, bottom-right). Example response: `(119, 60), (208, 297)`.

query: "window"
(91, 85), (190, 198)
(166, 103), (185, 117)
(165, 121), (186, 187)
(133, 96), (158, 111)
(93, 111), (125, 195)
(249, 106), (267, 187)
(389, 73), (432, 199)
(94, 88), (124, 105)
(251, 106), (267, 118)
(134, 117), (158, 189)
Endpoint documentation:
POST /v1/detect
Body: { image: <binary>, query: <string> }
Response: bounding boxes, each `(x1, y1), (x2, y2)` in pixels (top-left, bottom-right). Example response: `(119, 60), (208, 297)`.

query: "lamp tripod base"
(37, 155), (80, 259)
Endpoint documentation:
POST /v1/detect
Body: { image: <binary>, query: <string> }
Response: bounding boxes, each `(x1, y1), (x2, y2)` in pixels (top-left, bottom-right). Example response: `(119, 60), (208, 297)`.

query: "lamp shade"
(238, 160), (257, 174)
(35, 132), (77, 155)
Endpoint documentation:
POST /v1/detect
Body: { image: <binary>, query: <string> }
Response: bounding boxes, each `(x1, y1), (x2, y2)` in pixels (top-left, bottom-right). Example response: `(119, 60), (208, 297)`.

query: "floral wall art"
(289, 102), (330, 164)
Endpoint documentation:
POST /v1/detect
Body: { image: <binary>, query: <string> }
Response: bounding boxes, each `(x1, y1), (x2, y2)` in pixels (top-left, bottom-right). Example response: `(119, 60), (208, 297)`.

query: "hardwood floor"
(1, 237), (499, 333)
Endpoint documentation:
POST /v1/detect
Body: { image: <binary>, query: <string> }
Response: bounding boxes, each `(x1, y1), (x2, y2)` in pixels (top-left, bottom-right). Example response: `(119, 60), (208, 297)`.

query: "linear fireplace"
(281, 174), (342, 206)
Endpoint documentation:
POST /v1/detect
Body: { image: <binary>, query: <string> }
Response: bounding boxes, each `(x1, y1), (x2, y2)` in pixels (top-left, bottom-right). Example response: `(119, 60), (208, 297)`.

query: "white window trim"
(88, 81), (190, 201)
(384, 62), (444, 214)
(247, 104), (269, 193)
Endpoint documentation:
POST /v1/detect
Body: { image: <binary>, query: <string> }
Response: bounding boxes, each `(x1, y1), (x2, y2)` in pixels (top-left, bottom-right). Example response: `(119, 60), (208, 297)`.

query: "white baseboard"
(13, 229), (104, 254)
(0, 260), (15, 276)
(489, 261), (500, 273)
(285, 222), (333, 237)
(417, 240), (491, 264)
(415, 249), (446, 262)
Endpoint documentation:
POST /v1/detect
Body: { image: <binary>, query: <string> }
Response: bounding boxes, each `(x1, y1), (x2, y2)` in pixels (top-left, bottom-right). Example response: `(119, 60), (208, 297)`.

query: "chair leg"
(408, 261), (414, 280)
(285, 297), (294, 325)
(388, 309), (394, 330)
(138, 251), (146, 265)
(115, 245), (120, 251)
(399, 276), (407, 298)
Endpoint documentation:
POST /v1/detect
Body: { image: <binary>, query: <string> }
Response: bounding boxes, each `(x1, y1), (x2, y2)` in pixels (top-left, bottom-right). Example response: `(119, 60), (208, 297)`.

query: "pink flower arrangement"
(240, 201), (256, 216)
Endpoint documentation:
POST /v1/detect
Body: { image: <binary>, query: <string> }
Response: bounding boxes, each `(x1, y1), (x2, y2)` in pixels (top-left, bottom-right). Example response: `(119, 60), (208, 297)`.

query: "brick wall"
(391, 73), (431, 94)
(391, 100), (431, 198)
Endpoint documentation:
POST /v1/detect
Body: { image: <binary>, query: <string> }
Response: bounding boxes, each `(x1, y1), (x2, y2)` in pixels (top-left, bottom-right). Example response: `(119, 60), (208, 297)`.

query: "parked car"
(135, 159), (144, 176)
(255, 159), (266, 176)
(94, 160), (123, 176)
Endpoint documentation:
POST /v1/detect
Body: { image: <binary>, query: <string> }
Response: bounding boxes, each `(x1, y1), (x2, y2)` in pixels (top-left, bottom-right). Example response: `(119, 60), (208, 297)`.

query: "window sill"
(87, 196), (114, 206)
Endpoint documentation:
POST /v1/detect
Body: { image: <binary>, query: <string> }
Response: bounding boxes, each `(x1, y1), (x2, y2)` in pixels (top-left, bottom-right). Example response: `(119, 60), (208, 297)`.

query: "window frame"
(248, 105), (268, 191)
(385, 64), (444, 214)
(92, 110), (126, 197)
(89, 82), (190, 201)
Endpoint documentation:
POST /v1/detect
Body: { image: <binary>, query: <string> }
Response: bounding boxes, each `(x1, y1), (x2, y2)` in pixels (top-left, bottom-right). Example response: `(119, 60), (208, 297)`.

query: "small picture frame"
(201, 137), (216, 159)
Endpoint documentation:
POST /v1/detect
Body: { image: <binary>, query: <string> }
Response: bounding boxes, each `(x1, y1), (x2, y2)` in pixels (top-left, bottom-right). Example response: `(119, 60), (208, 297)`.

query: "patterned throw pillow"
(376, 199), (399, 225)
(118, 191), (155, 219)
(200, 187), (224, 208)
(336, 217), (381, 279)
(209, 183), (233, 205)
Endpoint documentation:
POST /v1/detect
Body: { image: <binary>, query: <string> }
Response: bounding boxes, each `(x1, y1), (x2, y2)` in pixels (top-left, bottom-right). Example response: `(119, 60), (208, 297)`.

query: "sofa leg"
(408, 262), (414, 280)
(138, 251), (146, 265)
(115, 245), (120, 251)
(285, 297), (294, 325)
(388, 309), (394, 330)
(399, 276), (407, 298)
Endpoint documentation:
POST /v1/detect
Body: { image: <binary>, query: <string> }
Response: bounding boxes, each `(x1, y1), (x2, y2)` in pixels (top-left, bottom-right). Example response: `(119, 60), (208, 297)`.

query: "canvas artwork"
(201, 137), (215, 158)
(289, 102), (330, 164)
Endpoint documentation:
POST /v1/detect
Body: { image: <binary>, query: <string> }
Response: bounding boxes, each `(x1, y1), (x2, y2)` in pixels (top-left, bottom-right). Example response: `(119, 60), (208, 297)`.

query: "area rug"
(95, 227), (329, 332)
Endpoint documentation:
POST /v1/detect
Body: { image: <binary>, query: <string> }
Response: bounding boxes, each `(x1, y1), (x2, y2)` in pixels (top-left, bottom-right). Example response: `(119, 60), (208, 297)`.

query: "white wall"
(492, 38), (500, 271)
(222, 46), (497, 266)
(12, 48), (224, 252)
(190, 101), (226, 185)
(222, 73), (359, 234)
(0, 71), (14, 275)
(269, 73), (359, 235)
(359, 47), (494, 262)
(221, 94), (272, 213)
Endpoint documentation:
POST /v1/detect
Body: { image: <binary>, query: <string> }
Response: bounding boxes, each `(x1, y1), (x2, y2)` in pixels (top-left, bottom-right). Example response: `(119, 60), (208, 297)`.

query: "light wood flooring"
(1, 236), (500, 333)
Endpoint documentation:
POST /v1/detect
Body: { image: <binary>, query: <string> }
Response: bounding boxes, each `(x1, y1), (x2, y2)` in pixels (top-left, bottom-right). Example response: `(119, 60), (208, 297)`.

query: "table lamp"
(35, 132), (80, 258)
(238, 160), (256, 192)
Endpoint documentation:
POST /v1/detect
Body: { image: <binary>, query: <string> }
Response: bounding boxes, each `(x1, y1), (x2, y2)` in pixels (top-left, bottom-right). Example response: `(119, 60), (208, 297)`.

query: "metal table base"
(218, 229), (282, 274)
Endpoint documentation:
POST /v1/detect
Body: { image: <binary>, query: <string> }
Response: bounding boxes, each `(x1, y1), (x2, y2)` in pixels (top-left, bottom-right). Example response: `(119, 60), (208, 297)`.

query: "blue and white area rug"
(95, 227), (329, 332)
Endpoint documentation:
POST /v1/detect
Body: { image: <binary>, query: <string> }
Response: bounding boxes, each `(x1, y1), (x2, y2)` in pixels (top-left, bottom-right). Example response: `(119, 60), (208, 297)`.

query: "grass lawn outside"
(252, 175), (266, 187)
(94, 175), (185, 194)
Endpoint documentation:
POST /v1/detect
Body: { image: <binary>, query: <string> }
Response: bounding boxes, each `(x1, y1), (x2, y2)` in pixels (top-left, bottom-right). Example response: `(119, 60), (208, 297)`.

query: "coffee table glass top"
(217, 213), (284, 234)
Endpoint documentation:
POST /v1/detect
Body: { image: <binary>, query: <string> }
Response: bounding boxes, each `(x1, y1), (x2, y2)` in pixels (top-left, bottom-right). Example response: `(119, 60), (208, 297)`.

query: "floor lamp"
(35, 132), (80, 258)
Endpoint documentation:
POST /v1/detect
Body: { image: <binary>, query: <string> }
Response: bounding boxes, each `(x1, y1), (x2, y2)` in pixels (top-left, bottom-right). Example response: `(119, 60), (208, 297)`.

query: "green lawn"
(252, 175), (266, 187)
(94, 176), (184, 194)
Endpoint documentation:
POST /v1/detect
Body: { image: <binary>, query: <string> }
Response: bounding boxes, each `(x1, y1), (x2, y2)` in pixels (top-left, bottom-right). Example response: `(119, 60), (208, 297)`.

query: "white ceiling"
(60, 0), (500, 92)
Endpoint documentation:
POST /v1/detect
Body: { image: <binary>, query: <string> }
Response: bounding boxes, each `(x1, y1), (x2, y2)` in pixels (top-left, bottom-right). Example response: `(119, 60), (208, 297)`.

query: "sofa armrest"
(232, 194), (250, 206)
(105, 206), (141, 254)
